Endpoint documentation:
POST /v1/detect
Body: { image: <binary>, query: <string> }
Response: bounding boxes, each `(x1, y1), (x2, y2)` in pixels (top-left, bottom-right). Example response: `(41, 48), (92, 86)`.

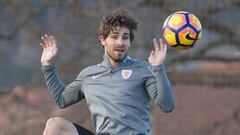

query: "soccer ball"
(163, 11), (202, 49)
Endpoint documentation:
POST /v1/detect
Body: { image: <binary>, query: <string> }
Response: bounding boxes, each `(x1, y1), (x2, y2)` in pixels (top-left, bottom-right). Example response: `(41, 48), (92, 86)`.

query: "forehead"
(110, 26), (130, 35)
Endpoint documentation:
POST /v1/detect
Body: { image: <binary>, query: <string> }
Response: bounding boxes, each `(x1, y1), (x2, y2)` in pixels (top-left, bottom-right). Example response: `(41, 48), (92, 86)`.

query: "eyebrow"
(123, 33), (130, 36)
(110, 31), (130, 36)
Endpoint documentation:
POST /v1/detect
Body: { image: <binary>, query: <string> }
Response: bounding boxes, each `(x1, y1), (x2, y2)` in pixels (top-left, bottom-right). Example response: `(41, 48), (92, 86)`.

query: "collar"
(100, 55), (133, 69)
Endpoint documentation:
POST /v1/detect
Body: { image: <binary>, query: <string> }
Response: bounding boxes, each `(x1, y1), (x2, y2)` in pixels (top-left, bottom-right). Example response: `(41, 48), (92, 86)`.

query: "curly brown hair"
(98, 8), (138, 42)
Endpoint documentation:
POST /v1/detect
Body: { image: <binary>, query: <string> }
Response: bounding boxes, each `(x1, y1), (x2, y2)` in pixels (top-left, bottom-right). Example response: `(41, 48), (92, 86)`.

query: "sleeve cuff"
(41, 64), (55, 71)
(152, 64), (165, 72)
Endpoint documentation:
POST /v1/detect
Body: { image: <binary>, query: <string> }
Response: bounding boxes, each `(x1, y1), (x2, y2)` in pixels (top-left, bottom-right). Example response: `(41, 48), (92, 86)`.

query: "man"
(40, 8), (175, 135)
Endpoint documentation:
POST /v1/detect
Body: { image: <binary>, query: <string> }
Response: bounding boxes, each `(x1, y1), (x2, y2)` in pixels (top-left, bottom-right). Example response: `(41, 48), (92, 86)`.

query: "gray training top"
(41, 55), (175, 135)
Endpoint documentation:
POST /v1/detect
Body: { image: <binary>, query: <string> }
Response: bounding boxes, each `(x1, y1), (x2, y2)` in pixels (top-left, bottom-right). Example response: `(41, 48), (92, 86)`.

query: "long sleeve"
(41, 65), (85, 108)
(145, 64), (175, 112)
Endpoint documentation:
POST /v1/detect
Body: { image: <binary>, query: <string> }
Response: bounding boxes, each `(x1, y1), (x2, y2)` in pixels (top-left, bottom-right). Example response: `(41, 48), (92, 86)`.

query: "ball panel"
(168, 14), (186, 30)
(189, 14), (202, 31)
(198, 31), (202, 40)
(191, 30), (202, 46)
(193, 31), (202, 45)
(163, 28), (177, 46)
(178, 27), (196, 45)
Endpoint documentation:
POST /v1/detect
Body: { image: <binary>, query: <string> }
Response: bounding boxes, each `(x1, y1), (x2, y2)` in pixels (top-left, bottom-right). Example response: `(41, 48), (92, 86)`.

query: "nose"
(116, 38), (124, 46)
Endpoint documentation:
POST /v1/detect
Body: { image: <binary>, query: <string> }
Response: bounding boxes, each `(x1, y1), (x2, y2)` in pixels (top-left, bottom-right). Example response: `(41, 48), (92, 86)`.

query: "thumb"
(148, 50), (154, 61)
(150, 50), (154, 56)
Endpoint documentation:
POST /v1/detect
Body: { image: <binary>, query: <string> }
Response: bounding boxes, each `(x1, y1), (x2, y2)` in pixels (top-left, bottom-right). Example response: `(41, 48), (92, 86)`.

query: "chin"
(107, 52), (126, 62)
(117, 54), (126, 60)
(113, 56), (124, 62)
(114, 58), (123, 62)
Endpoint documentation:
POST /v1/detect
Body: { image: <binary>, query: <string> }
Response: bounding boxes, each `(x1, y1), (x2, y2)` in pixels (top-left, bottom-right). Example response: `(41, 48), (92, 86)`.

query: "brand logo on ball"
(121, 69), (132, 79)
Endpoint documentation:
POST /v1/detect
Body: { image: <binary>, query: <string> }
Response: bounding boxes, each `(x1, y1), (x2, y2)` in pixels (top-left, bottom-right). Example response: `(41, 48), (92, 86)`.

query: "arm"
(40, 35), (85, 108)
(145, 64), (175, 112)
(146, 38), (175, 112)
(41, 65), (85, 108)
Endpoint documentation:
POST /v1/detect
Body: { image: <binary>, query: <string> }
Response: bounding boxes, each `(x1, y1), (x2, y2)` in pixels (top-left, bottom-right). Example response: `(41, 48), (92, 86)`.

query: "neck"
(109, 59), (118, 68)
(104, 53), (128, 68)
(105, 54), (118, 68)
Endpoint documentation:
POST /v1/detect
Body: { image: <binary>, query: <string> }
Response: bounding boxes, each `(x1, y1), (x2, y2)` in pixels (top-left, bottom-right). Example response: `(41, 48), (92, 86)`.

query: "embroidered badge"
(121, 69), (132, 79)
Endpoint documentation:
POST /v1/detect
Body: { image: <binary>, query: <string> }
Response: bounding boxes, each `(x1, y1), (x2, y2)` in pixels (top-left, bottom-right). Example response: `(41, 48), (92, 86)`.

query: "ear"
(99, 35), (106, 46)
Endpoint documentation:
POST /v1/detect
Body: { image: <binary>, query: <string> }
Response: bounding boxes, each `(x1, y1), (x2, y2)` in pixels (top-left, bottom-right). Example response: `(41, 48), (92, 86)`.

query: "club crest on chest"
(121, 69), (132, 80)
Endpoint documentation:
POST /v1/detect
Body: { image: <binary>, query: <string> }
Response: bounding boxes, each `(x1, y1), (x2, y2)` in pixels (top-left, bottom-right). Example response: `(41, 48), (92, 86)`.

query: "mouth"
(114, 48), (125, 53)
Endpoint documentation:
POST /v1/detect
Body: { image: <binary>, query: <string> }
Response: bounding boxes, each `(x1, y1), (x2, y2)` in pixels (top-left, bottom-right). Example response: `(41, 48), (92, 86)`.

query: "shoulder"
(132, 58), (151, 68)
(131, 58), (155, 75)
(77, 64), (106, 78)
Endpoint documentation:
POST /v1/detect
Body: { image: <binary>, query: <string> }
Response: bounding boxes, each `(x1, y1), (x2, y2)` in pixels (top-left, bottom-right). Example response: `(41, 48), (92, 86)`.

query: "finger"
(150, 50), (154, 56)
(153, 38), (159, 51)
(40, 43), (46, 48)
(47, 35), (53, 47)
(148, 50), (154, 59)
(159, 38), (163, 51)
(41, 35), (49, 47)
(45, 34), (52, 47)
(164, 43), (167, 54)
(50, 35), (57, 48)
(148, 50), (154, 60)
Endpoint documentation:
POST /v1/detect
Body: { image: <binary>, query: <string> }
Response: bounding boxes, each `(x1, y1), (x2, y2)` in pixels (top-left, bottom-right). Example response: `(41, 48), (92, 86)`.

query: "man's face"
(100, 26), (131, 62)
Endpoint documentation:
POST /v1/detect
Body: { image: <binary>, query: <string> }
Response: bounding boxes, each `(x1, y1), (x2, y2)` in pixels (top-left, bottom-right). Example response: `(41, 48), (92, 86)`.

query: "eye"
(111, 35), (118, 39)
(122, 36), (129, 40)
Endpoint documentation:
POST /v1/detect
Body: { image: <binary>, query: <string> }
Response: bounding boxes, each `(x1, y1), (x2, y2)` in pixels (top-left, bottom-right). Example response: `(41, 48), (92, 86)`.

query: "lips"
(114, 48), (125, 52)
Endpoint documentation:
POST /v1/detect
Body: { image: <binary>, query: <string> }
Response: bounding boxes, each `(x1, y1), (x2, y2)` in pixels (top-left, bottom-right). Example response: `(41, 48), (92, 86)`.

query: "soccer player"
(40, 8), (175, 135)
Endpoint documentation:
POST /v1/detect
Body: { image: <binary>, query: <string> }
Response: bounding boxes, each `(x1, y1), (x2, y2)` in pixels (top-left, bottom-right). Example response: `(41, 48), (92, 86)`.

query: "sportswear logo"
(92, 75), (98, 79)
(186, 33), (197, 40)
(121, 69), (132, 79)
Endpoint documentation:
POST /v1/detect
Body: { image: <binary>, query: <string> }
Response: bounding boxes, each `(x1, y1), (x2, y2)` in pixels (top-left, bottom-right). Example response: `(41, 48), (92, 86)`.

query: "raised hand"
(148, 38), (167, 66)
(40, 35), (58, 65)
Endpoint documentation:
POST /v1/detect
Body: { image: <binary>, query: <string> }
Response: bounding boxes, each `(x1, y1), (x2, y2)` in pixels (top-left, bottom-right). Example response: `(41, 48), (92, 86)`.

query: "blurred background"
(0, 0), (239, 135)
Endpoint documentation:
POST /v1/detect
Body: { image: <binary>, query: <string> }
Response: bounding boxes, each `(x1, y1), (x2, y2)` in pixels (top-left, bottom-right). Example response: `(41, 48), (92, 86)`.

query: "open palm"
(40, 35), (58, 65)
(148, 38), (167, 66)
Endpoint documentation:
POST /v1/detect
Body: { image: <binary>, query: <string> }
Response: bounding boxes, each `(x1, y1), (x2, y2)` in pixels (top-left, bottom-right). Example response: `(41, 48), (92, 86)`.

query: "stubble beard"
(106, 51), (126, 63)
